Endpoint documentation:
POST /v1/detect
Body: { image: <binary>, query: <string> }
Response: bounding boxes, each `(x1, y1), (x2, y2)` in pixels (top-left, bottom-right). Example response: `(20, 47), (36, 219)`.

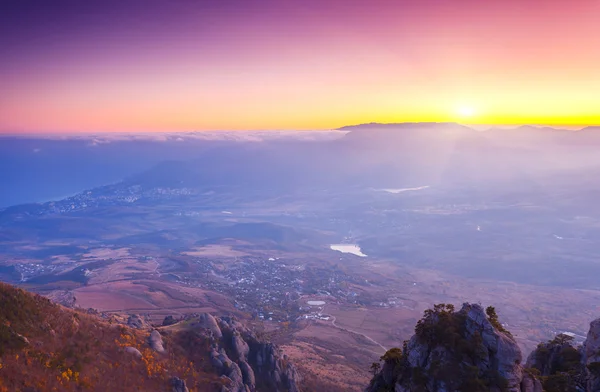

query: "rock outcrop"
(194, 313), (223, 339)
(239, 360), (256, 390)
(368, 303), (530, 392)
(367, 304), (600, 392)
(170, 377), (190, 392)
(162, 315), (178, 326)
(127, 314), (148, 329)
(520, 372), (543, 392)
(232, 331), (250, 361)
(583, 317), (600, 391)
(188, 314), (300, 392)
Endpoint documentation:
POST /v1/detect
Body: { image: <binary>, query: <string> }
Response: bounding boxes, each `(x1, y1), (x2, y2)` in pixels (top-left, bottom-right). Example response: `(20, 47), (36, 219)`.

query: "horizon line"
(0, 122), (597, 137)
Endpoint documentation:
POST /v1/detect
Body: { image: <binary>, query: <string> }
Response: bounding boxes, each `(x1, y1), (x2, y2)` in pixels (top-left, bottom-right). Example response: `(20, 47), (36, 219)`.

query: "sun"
(457, 106), (476, 118)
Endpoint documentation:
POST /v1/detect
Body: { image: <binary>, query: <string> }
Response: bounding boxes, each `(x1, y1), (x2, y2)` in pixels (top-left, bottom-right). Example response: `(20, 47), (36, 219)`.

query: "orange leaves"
(116, 332), (142, 350)
(58, 368), (80, 383)
(140, 348), (165, 378)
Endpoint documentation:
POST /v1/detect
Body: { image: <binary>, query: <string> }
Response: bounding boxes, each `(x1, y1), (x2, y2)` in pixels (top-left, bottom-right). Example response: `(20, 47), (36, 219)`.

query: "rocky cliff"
(366, 303), (600, 392)
(205, 314), (301, 392)
(0, 282), (228, 391)
(582, 318), (600, 391)
(524, 316), (600, 392)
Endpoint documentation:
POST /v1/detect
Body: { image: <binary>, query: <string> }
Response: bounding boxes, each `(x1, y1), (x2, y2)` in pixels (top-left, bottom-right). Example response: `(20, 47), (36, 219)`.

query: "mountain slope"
(0, 283), (300, 392)
(0, 282), (223, 391)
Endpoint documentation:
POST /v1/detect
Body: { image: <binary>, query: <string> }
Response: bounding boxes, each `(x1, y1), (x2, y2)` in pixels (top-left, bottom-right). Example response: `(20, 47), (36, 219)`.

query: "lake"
(330, 244), (367, 257)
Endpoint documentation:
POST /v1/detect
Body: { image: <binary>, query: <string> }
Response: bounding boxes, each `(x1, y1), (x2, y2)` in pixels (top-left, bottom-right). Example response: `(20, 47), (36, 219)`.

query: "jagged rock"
(211, 348), (245, 392)
(219, 316), (247, 333)
(367, 303), (525, 392)
(462, 303), (523, 391)
(526, 332), (587, 391)
(148, 329), (165, 353)
(526, 333), (582, 376)
(366, 305), (600, 392)
(209, 318), (300, 392)
(225, 361), (245, 391)
(124, 346), (142, 359)
(127, 314), (147, 329)
(520, 372), (543, 392)
(583, 317), (600, 391)
(232, 331), (250, 361)
(220, 376), (234, 392)
(211, 349), (225, 369)
(195, 313), (222, 339)
(213, 349), (235, 369)
(238, 360), (256, 390)
(170, 377), (189, 392)
(251, 342), (300, 392)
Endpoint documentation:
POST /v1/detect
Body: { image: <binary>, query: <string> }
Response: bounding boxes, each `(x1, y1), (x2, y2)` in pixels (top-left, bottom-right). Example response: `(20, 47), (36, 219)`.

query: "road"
(321, 304), (388, 352)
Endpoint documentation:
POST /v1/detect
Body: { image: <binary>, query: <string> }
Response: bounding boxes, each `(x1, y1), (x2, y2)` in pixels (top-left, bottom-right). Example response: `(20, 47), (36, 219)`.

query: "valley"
(2, 125), (600, 390)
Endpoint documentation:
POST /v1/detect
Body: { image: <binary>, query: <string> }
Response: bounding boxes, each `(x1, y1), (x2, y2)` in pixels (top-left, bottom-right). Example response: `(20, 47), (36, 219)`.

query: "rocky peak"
(526, 333), (582, 376)
(368, 303), (526, 392)
(583, 317), (600, 391)
(185, 313), (301, 392)
(461, 303), (523, 390)
(194, 312), (223, 339)
(367, 304), (600, 392)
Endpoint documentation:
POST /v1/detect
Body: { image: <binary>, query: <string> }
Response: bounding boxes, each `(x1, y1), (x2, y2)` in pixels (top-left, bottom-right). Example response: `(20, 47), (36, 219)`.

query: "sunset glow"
(1, 0), (599, 133)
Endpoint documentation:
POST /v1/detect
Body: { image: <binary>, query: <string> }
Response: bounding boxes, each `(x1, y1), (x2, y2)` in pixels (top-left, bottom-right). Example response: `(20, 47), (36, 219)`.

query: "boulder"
(162, 315), (178, 326)
(170, 377), (189, 392)
(148, 329), (165, 353)
(127, 314), (147, 329)
(124, 346), (142, 359)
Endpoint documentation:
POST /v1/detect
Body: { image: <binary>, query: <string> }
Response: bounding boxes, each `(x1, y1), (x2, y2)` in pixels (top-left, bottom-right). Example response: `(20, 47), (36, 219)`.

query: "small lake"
(379, 185), (430, 194)
(330, 244), (367, 257)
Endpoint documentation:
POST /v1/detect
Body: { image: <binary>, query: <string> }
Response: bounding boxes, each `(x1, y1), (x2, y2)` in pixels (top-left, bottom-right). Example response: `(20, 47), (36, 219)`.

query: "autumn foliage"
(0, 283), (223, 391)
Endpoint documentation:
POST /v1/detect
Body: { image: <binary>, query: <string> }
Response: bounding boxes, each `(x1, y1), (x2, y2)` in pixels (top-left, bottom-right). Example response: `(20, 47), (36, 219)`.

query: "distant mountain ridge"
(337, 122), (592, 132)
(2, 122), (600, 209)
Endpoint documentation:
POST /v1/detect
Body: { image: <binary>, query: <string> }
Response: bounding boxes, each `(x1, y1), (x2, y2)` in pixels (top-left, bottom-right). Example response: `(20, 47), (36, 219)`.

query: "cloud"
(18, 131), (347, 144)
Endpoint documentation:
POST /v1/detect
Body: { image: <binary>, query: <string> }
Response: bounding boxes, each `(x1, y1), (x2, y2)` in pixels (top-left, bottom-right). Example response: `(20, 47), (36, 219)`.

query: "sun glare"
(457, 106), (476, 118)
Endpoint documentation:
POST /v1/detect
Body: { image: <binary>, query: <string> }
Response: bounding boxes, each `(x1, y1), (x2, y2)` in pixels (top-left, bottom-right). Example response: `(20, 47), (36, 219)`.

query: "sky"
(1, 0), (599, 133)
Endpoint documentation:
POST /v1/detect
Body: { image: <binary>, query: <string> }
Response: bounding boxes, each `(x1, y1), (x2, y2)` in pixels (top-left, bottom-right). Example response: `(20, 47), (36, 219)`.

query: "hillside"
(0, 283), (300, 392)
(367, 303), (600, 392)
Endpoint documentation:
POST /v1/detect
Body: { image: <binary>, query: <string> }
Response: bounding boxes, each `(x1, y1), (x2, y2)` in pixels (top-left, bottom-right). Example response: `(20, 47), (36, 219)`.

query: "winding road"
(320, 304), (388, 352)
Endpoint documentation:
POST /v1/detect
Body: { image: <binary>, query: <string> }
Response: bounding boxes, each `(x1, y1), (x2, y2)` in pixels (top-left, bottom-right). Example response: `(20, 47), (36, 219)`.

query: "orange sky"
(1, 0), (599, 133)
